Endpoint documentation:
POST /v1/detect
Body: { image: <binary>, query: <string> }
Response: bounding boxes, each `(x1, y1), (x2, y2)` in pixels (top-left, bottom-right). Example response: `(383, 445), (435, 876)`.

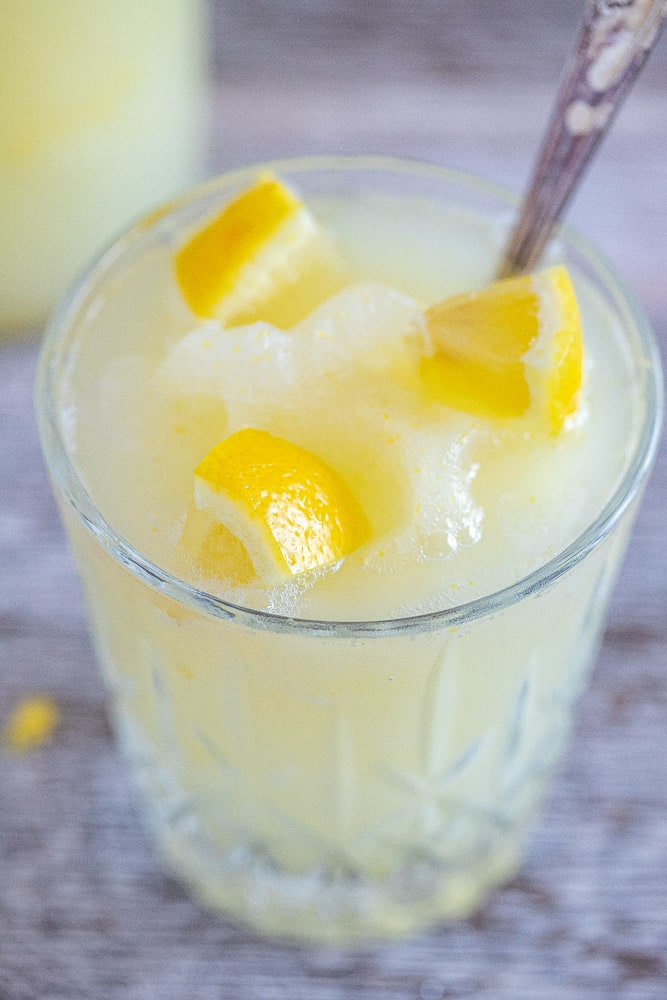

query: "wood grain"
(1, 3), (666, 997)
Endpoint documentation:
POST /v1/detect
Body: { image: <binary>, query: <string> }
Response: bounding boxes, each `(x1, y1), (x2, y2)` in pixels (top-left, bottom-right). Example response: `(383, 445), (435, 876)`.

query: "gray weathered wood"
(1, 3), (666, 997)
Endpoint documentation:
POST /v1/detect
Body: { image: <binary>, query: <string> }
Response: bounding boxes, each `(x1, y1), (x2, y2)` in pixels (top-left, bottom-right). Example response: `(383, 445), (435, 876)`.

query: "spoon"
(497, 0), (666, 279)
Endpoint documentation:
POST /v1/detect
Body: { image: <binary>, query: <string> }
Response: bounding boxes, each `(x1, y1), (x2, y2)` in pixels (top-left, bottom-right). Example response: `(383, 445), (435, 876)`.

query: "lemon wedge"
(421, 265), (584, 434)
(174, 173), (336, 325)
(192, 428), (370, 582)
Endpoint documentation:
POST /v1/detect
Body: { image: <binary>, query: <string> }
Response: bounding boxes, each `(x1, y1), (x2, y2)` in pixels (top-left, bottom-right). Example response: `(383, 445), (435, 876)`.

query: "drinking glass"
(35, 157), (663, 941)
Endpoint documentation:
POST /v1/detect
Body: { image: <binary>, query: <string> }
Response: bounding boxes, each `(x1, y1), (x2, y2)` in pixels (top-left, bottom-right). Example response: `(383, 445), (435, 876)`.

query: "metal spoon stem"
(497, 0), (666, 279)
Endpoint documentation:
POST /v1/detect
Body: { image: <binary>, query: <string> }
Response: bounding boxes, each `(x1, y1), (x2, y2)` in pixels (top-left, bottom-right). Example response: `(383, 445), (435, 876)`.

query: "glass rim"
(35, 154), (664, 638)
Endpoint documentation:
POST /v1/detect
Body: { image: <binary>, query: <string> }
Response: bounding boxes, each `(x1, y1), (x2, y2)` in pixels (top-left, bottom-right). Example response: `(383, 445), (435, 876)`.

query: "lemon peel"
(192, 429), (370, 582)
(3, 695), (60, 751)
(421, 264), (584, 434)
(174, 173), (329, 325)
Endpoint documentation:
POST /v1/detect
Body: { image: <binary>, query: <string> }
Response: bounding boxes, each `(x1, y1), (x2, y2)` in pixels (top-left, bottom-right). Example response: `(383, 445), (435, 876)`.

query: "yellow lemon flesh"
(192, 428), (370, 583)
(421, 265), (583, 434)
(174, 173), (341, 326)
(179, 504), (257, 586)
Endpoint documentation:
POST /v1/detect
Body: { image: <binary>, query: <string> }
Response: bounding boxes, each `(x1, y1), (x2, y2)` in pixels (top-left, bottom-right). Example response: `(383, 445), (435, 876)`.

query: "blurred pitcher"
(0, 0), (206, 335)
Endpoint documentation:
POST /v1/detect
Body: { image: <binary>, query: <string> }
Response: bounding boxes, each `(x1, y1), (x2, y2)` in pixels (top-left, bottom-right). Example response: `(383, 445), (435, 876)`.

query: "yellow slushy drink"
(36, 158), (662, 941)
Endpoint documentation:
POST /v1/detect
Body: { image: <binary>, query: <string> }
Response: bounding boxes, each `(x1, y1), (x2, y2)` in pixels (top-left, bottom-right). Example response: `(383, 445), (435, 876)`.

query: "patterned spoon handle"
(497, 0), (666, 279)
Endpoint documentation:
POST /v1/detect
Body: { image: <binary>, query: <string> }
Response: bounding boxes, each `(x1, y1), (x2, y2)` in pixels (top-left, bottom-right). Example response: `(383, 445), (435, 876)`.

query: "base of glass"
(141, 805), (524, 942)
(111, 704), (539, 942)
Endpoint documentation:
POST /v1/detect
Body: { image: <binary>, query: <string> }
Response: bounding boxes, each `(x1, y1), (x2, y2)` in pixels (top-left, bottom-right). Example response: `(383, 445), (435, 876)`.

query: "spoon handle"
(497, 0), (666, 279)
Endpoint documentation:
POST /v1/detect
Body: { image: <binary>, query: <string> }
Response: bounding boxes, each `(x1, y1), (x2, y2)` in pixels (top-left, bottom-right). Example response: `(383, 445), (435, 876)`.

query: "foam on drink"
(67, 178), (637, 620)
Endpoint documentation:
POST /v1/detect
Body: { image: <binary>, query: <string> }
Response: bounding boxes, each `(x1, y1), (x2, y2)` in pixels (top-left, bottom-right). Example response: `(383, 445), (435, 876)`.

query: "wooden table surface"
(1, 3), (666, 997)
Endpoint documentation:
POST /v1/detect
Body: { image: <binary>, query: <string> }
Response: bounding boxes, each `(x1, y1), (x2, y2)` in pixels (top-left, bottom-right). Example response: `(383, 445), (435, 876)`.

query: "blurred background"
(209, 0), (667, 317)
(1, 2), (666, 998)
(2, 0), (666, 329)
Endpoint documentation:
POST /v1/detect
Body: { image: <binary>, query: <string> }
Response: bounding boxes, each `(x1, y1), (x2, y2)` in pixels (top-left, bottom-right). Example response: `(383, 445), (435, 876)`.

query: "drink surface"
(63, 180), (641, 622)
